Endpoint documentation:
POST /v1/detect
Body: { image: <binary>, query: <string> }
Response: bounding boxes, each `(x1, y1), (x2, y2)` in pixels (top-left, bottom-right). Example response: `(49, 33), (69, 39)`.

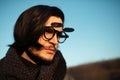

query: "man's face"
(29, 16), (63, 62)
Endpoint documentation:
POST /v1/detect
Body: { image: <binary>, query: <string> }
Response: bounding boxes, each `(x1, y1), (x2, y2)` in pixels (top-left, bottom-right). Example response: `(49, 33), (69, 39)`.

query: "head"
(11, 5), (69, 63)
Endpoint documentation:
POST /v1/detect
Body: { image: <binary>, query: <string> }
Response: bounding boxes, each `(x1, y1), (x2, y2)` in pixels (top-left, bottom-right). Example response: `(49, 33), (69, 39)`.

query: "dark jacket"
(0, 47), (66, 80)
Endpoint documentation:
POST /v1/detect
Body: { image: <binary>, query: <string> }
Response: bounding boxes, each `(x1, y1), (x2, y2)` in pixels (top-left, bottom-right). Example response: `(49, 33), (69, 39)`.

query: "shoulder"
(0, 57), (10, 79)
(0, 57), (7, 70)
(0, 56), (12, 73)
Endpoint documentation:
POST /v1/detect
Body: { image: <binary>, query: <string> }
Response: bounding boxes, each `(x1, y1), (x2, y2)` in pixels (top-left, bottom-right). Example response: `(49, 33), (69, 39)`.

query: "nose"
(49, 33), (59, 45)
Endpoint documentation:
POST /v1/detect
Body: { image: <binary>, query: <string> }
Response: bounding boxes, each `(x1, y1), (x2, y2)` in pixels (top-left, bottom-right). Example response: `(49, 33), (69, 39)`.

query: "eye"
(45, 27), (54, 33)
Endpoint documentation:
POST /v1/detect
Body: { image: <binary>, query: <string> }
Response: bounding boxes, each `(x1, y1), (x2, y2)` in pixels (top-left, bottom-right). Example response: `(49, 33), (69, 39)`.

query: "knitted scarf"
(0, 47), (66, 80)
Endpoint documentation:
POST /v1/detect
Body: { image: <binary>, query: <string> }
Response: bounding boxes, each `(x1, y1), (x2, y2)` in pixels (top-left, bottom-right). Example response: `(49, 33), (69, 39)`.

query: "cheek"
(38, 36), (45, 44)
(38, 35), (59, 49)
(38, 35), (48, 46)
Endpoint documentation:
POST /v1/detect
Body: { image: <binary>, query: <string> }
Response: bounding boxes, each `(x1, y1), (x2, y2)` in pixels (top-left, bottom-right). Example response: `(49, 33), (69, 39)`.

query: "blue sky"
(0, 0), (120, 67)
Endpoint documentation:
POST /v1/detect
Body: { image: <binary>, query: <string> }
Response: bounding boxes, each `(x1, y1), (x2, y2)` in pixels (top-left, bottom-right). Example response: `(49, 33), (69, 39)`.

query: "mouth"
(45, 49), (56, 54)
(44, 46), (56, 54)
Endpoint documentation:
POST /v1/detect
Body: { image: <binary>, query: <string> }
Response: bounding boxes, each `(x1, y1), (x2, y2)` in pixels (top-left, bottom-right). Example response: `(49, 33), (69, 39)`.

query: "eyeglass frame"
(43, 26), (69, 43)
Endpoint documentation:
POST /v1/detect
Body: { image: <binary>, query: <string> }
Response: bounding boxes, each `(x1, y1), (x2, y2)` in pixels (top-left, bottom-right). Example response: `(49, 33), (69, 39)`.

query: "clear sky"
(0, 0), (120, 67)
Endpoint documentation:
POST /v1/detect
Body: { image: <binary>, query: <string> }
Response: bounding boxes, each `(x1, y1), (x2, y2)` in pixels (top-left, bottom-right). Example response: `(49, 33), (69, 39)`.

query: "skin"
(21, 16), (63, 64)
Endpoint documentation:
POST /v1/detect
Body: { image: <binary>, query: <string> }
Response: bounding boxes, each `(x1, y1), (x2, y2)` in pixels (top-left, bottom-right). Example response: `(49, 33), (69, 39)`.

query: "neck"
(21, 52), (36, 64)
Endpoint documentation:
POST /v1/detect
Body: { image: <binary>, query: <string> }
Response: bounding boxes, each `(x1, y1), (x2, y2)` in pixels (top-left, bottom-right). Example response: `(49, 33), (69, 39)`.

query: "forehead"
(45, 16), (63, 31)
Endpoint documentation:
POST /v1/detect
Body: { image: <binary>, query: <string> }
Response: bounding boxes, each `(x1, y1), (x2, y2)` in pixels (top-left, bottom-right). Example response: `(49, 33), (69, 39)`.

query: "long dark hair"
(10, 5), (64, 54)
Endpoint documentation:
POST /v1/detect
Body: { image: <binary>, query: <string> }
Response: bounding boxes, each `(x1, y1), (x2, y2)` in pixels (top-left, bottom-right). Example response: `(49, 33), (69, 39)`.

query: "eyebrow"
(45, 26), (63, 32)
(51, 22), (63, 27)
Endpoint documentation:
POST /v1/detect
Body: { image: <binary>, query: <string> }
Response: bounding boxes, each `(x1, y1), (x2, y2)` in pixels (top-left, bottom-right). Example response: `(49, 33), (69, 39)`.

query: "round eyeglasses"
(43, 26), (69, 43)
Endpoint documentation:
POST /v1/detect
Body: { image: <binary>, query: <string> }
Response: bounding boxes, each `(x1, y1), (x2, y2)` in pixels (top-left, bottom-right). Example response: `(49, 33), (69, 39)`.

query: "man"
(0, 5), (74, 80)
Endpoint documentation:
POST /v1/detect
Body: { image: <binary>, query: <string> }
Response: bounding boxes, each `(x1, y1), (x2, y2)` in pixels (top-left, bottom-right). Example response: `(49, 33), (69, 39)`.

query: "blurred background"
(0, 0), (120, 68)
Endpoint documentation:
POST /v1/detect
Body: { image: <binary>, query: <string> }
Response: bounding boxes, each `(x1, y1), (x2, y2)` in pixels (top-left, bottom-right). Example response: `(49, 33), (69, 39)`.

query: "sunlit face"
(28, 16), (63, 62)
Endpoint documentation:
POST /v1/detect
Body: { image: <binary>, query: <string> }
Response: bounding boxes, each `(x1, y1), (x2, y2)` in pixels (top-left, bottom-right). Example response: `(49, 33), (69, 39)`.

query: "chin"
(39, 56), (54, 64)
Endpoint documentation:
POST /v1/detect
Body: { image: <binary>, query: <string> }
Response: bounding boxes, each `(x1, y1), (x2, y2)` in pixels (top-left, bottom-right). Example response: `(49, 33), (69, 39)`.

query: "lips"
(45, 48), (56, 54)
(43, 46), (56, 54)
